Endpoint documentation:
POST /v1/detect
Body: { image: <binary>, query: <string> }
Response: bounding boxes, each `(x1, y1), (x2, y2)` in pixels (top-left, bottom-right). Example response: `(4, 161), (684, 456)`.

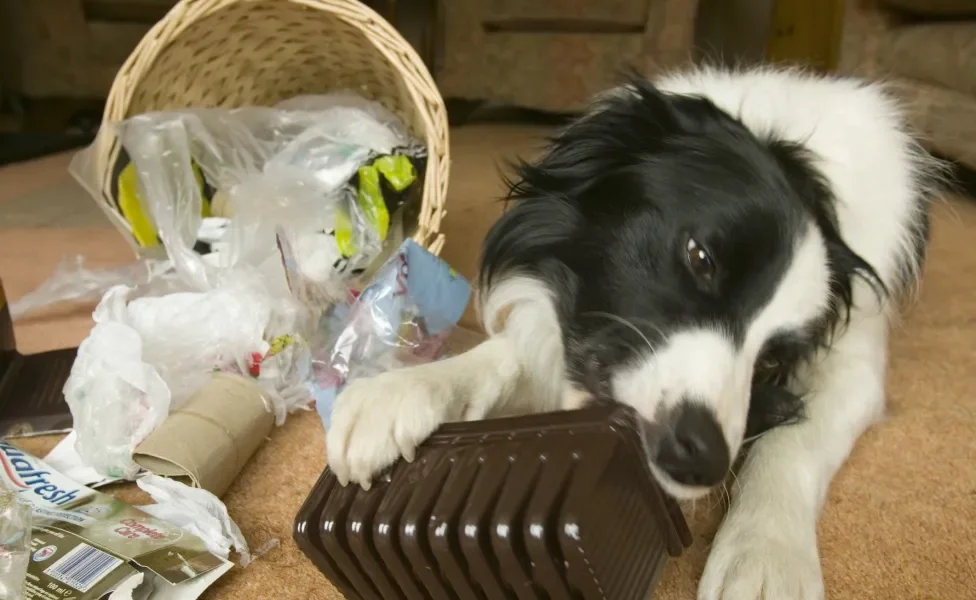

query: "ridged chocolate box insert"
(295, 404), (692, 600)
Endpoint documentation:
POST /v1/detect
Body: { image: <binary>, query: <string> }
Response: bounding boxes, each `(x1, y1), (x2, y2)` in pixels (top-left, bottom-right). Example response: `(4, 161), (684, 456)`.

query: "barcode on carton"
(43, 543), (124, 593)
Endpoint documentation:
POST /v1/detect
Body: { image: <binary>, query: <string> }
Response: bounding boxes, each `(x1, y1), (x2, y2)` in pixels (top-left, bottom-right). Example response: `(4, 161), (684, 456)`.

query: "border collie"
(325, 67), (940, 599)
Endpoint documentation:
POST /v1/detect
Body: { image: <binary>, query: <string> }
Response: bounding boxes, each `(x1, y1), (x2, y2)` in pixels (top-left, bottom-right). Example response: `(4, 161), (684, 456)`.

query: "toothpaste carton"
(0, 441), (232, 599)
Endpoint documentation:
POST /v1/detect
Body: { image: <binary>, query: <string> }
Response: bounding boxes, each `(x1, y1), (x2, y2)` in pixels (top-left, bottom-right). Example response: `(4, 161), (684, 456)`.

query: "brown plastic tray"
(294, 403), (692, 600)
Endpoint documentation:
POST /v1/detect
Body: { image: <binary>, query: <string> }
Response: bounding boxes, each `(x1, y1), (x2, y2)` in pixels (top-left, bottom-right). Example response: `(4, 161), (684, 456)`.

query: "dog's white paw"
(325, 371), (461, 490)
(698, 514), (824, 600)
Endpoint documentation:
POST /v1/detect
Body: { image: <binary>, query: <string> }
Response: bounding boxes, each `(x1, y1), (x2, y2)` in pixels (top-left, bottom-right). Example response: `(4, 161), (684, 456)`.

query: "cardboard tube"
(133, 372), (274, 497)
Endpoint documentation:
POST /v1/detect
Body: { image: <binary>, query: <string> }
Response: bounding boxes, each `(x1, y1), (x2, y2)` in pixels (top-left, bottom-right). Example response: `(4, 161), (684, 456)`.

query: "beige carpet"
(0, 152), (111, 229)
(3, 126), (975, 599)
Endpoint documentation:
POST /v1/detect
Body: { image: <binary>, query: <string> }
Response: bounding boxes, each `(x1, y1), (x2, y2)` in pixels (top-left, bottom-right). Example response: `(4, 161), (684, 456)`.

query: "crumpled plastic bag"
(63, 270), (292, 479)
(0, 480), (32, 600)
(135, 474), (276, 566)
(64, 286), (172, 479)
(124, 274), (273, 403)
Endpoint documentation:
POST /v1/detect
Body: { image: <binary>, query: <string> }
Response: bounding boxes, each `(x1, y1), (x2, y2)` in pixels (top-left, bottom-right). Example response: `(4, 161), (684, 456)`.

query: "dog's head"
(482, 75), (884, 499)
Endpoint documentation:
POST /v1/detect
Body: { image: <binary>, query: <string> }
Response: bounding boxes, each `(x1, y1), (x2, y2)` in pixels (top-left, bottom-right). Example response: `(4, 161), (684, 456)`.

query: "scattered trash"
(2, 89), (470, 596)
(0, 441), (232, 600)
(62, 269), (290, 479)
(70, 92), (426, 299)
(25, 91), (434, 482)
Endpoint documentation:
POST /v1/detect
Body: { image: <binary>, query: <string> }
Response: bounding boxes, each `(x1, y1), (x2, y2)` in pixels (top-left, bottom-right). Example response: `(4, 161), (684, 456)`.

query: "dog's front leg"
(698, 312), (890, 600)
(325, 336), (521, 489)
(326, 276), (567, 489)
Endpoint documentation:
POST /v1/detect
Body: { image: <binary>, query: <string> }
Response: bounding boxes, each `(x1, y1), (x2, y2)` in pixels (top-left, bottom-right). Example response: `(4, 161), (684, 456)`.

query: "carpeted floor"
(2, 126), (975, 599)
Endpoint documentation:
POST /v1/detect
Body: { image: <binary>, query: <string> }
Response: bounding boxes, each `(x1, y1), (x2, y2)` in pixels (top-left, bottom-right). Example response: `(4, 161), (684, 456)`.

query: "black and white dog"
(326, 67), (940, 599)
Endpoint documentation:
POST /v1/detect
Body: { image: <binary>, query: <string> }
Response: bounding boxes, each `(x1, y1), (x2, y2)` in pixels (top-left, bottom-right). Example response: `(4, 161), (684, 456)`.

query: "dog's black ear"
(745, 383), (805, 441)
(481, 76), (674, 291)
(500, 71), (686, 204)
(479, 196), (581, 289)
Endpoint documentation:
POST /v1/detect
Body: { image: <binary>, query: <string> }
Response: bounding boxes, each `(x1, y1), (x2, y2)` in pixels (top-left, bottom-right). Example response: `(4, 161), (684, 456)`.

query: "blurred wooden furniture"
(0, 1), (176, 101)
(435, 0), (701, 113)
(765, 0), (845, 71)
(839, 0), (976, 169)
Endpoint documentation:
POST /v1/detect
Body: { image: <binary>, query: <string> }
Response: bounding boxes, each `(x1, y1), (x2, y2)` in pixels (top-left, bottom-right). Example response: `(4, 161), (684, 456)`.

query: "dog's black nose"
(655, 401), (730, 487)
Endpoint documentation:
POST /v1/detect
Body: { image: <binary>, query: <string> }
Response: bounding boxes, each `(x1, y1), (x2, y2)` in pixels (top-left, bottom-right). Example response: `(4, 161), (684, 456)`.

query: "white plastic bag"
(63, 285), (172, 478)
(136, 474), (253, 564)
(124, 272), (273, 404)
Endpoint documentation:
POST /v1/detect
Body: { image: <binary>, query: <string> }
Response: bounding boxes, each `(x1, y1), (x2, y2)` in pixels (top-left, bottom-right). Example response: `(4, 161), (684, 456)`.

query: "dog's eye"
(686, 237), (715, 281)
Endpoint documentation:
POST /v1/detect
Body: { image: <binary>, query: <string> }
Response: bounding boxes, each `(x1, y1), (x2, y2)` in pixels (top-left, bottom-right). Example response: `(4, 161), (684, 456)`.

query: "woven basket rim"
(90, 0), (449, 257)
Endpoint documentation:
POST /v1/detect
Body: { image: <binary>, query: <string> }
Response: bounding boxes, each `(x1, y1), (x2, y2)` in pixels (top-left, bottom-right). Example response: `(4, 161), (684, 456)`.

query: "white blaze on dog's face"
(481, 76), (883, 500)
(609, 225), (833, 499)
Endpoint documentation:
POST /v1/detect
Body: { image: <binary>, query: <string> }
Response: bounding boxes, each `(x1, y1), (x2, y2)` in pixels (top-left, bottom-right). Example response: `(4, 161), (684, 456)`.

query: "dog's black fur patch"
(480, 74), (887, 438)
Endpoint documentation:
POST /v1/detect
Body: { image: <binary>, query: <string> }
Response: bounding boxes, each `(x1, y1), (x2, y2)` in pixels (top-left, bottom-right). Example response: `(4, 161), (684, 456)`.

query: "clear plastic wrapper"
(70, 92), (425, 302)
(303, 239), (472, 431)
(0, 480), (31, 600)
(9, 254), (174, 320)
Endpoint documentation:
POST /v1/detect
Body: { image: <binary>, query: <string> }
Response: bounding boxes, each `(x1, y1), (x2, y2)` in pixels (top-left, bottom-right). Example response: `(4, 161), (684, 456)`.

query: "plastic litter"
(63, 285), (172, 479)
(30, 94), (466, 561)
(0, 479), (31, 600)
(304, 239), (471, 431)
(70, 92), (425, 301)
(49, 93), (428, 474)
(123, 272), (274, 403)
(9, 254), (174, 321)
(136, 474), (258, 565)
(44, 430), (125, 488)
(63, 268), (302, 479)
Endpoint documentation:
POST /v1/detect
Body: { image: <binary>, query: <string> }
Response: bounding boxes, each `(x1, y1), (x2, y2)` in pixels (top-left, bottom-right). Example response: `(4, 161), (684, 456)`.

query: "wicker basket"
(85, 0), (449, 257)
